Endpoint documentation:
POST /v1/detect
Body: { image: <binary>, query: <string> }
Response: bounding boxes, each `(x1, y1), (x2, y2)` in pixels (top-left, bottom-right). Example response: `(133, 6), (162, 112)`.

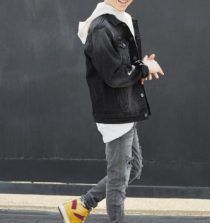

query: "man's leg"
(80, 176), (108, 209)
(105, 125), (135, 223)
(81, 122), (143, 213)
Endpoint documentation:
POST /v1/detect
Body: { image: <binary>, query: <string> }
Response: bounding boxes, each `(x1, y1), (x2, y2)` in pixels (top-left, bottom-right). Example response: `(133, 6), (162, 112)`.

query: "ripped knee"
(124, 156), (134, 187)
(127, 155), (134, 167)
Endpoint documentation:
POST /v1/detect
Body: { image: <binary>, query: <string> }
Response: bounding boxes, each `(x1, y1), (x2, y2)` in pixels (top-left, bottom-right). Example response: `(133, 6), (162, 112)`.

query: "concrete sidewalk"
(0, 194), (210, 216)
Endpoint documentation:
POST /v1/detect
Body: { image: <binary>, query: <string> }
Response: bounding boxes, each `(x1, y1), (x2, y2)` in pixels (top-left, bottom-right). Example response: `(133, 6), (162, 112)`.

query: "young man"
(58, 0), (164, 223)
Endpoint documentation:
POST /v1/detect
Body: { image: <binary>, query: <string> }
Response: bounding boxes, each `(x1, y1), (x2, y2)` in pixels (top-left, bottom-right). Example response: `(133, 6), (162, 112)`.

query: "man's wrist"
(134, 60), (150, 78)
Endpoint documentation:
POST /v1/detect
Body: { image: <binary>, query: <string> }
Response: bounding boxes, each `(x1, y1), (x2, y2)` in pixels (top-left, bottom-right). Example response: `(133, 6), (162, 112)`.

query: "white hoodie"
(77, 1), (136, 44)
(77, 1), (135, 143)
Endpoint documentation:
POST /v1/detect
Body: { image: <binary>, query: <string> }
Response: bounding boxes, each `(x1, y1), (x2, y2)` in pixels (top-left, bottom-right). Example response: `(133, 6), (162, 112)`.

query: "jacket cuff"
(133, 60), (150, 78)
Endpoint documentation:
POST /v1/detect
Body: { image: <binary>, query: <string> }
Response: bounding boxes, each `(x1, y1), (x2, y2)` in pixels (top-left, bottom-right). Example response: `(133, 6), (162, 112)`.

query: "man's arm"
(88, 27), (145, 88)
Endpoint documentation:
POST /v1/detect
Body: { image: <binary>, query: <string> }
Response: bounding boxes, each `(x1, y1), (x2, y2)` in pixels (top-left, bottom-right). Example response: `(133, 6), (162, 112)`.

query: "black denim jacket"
(84, 14), (151, 123)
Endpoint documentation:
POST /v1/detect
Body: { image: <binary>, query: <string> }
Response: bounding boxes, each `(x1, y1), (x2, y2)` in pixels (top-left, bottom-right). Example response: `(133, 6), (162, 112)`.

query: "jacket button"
(144, 113), (148, 118)
(140, 93), (144, 98)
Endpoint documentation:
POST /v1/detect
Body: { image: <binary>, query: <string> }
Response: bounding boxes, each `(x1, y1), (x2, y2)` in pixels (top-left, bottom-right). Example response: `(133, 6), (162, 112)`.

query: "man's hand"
(140, 54), (164, 85)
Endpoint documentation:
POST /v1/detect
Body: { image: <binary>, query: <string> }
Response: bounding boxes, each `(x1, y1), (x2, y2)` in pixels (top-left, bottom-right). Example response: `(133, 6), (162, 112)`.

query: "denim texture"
(84, 14), (151, 124)
(81, 121), (143, 223)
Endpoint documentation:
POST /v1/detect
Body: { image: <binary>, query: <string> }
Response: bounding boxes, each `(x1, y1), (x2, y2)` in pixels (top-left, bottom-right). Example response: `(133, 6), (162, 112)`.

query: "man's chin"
(116, 5), (128, 11)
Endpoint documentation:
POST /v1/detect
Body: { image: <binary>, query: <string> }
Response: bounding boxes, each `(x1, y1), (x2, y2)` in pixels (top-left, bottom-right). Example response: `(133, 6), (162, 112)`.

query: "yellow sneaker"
(58, 197), (92, 223)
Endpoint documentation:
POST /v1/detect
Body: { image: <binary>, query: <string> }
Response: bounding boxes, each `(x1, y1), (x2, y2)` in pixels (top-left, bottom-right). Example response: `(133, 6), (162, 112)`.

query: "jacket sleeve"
(88, 27), (143, 88)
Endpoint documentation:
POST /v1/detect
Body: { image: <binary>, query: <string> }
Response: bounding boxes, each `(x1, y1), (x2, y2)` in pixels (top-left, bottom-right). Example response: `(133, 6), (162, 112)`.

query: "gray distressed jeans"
(81, 121), (143, 223)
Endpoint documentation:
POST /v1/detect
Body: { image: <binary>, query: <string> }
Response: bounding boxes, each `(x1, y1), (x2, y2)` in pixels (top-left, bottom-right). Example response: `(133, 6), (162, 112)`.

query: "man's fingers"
(154, 73), (159, 79)
(140, 78), (145, 85)
(143, 55), (148, 61)
(148, 74), (152, 80)
(155, 61), (164, 75)
(159, 66), (165, 75)
(143, 55), (148, 63)
(149, 54), (155, 60)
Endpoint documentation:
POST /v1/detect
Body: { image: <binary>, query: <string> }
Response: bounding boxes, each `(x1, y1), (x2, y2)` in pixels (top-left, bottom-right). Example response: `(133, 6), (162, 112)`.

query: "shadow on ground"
(0, 210), (210, 223)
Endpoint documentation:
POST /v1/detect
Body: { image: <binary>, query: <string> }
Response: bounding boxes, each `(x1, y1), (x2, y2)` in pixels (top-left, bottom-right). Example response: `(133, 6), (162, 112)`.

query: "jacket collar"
(104, 13), (138, 26)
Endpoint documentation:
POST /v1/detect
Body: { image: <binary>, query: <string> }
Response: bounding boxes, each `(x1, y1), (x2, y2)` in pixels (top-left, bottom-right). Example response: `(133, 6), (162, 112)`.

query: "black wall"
(0, 0), (210, 192)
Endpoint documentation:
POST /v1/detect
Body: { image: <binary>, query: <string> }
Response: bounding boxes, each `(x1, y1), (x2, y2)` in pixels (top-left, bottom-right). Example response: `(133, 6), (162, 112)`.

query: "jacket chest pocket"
(113, 39), (131, 66)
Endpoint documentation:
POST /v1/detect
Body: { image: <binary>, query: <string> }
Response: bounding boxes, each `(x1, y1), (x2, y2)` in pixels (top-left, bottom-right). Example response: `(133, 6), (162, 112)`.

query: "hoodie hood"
(77, 1), (135, 44)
